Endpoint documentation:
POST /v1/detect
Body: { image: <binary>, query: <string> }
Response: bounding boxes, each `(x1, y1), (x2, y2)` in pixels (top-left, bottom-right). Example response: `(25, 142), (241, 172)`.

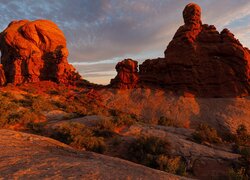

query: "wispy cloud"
(0, 0), (250, 84)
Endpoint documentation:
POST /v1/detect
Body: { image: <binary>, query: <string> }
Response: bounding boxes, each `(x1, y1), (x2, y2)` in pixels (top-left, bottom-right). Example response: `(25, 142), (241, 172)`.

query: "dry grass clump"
(51, 122), (106, 153)
(192, 123), (222, 144)
(157, 116), (185, 128)
(0, 92), (42, 128)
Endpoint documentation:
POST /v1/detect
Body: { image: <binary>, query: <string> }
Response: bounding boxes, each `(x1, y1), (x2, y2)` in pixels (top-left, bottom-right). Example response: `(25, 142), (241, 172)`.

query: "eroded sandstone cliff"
(112, 3), (250, 97)
(0, 19), (81, 85)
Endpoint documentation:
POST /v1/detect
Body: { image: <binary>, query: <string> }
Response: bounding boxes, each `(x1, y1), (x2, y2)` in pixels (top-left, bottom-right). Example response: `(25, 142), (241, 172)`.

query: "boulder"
(0, 19), (81, 85)
(139, 3), (250, 97)
(110, 59), (139, 89)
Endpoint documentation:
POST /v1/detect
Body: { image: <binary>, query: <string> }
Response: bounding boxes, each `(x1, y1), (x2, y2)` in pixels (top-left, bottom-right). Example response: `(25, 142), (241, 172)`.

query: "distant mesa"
(111, 3), (250, 97)
(0, 19), (81, 85)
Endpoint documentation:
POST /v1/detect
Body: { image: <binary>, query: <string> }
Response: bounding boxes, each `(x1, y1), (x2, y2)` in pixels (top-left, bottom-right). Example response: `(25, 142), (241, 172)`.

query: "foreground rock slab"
(0, 129), (188, 179)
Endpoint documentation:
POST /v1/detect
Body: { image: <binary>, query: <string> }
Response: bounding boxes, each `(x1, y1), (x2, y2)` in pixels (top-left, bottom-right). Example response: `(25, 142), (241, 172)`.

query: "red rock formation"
(139, 3), (250, 97)
(0, 64), (6, 86)
(0, 20), (81, 85)
(110, 59), (139, 89)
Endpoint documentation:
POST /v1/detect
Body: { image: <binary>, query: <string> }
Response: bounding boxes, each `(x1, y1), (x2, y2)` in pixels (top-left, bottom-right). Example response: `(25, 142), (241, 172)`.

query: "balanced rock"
(139, 3), (250, 97)
(110, 59), (139, 89)
(0, 19), (80, 85)
(0, 64), (6, 86)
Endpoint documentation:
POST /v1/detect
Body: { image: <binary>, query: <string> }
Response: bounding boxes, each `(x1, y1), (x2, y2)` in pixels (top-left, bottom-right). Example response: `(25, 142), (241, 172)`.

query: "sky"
(0, 0), (250, 84)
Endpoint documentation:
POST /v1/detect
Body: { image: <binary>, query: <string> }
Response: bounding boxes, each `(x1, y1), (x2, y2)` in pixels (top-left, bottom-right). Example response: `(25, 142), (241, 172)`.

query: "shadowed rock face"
(110, 59), (139, 89)
(138, 3), (250, 97)
(0, 19), (80, 85)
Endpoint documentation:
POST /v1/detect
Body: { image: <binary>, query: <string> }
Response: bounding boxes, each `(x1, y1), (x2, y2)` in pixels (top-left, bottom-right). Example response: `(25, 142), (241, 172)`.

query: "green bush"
(51, 122), (106, 153)
(128, 136), (186, 175)
(192, 123), (222, 144)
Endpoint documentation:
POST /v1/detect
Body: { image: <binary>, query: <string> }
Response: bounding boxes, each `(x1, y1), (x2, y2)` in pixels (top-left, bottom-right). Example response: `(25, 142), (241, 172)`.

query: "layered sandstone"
(0, 64), (6, 86)
(0, 19), (80, 85)
(110, 59), (139, 89)
(138, 3), (250, 97)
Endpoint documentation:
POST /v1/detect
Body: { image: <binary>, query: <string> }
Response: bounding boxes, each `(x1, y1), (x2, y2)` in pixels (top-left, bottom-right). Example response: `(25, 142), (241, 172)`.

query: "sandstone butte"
(111, 3), (250, 97)
(0, 3), (249, 98)
(0, 19), (81, 85)
(110, 59), (139, 89)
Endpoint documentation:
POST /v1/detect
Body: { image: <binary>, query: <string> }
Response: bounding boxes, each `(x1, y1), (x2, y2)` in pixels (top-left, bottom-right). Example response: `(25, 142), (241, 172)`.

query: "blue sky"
(1, 0), (250, 84)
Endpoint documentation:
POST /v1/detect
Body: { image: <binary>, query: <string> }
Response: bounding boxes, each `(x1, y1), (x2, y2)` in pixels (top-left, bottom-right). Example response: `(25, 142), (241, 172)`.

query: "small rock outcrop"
(0, 19), (81, 85)
(138, 3), (250, 97)
(0, 64), (6, 86)
(110, 59), (139, 89)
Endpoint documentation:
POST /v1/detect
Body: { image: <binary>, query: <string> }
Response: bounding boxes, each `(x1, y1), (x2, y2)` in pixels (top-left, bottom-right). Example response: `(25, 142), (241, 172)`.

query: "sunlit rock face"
(110, 59), (139, 89)
(139, 3), (250, 97)
(0, 64), (6, 86)
(0, 19), (81, 85)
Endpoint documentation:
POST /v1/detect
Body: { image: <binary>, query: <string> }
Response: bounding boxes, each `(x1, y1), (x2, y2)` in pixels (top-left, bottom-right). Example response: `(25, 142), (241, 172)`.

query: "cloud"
(0, 0), (250, 84)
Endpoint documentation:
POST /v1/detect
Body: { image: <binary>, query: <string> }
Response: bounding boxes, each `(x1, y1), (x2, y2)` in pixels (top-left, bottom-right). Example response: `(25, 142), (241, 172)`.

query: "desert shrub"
(52, 101), (67, 109)
(112, 114), (135, 127)
(51, 122), (106, 153)
(7, 113), (22, 124)
(156, 155), (186, 175)
(158, 116), (184, 128)
(108, 109), (136, 127)
(30, 95), (55, 112)
(227, 125), (250, 179)
(239, 147), (250, 158)
(235, 125), (250, 146)
(1, 109), (41, 128)
(192, 123), (222, 144)
(26, 122), (47, 134)
(93, 118), (116, 137)
(228, 167), (249, 180)
(0, 91), (46, 128)
(128, 136), (186, 175)
(128, 136), (170, 168)
(225, 125), (250, 145)
(94, 115), (136, 137)
(98, 118), (115, 131)
(15, 94), (55, 112)
(53, 99), (87, 116)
